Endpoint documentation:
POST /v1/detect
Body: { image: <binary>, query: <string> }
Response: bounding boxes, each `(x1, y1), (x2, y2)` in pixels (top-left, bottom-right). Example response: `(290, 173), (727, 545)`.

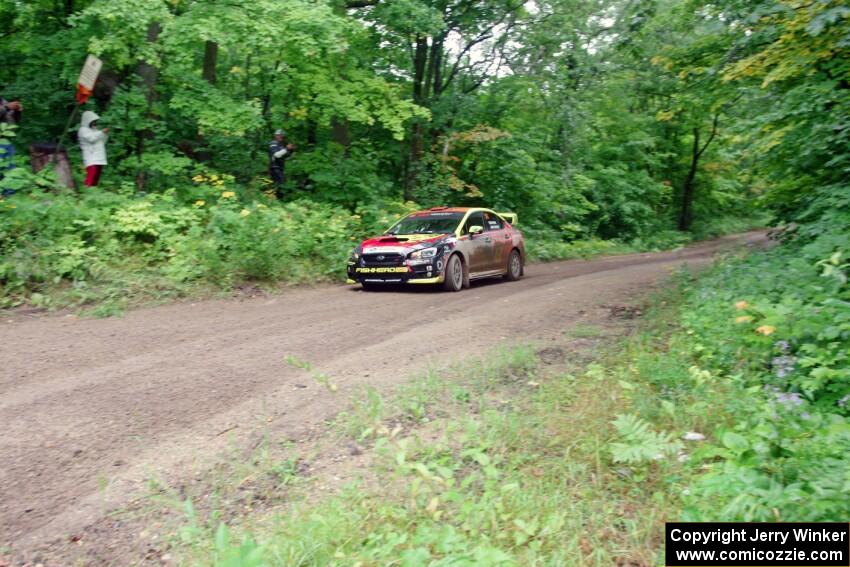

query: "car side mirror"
(469, 225), (484, 237)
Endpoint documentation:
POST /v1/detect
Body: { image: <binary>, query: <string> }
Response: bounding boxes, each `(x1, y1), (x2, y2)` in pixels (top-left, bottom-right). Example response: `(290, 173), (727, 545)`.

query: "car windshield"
(386, 212), (464, 235)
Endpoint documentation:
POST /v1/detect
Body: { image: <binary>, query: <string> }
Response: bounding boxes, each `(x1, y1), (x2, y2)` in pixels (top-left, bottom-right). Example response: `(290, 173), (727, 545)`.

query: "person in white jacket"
(78, 110), (109, 187)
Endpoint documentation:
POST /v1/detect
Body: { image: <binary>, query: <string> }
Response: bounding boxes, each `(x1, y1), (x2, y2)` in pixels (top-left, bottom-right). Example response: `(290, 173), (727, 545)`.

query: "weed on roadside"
(179, 334), (676, 565)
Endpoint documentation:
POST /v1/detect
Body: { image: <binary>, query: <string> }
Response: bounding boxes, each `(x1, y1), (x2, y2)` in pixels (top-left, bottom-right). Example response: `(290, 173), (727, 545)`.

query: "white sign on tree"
(77, 55), (102, 91)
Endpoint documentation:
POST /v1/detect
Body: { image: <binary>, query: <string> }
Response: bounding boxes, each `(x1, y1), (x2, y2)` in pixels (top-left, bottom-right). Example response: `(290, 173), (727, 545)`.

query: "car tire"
(505, 249), (523, 281)
(442, 254), (464, 292)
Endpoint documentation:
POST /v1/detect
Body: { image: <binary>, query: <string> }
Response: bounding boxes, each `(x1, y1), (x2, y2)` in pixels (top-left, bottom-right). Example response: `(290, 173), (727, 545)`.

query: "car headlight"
(409, 247), (438, 260)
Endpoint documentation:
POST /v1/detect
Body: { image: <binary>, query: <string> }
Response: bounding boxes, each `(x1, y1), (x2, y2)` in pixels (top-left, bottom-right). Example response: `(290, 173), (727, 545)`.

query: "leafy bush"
(4, 172), (751, 311)
(0, 180), (411, 309)
(610, 199), (850, 522)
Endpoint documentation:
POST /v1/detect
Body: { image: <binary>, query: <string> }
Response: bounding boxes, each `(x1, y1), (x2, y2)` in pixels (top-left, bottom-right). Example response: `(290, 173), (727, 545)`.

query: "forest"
(1, 0), (849, 563)
(2, 0), (845, 309)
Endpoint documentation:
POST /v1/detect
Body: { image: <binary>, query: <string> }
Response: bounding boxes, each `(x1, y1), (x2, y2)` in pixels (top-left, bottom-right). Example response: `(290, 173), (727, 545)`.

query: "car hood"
(359, 233), (453, 254)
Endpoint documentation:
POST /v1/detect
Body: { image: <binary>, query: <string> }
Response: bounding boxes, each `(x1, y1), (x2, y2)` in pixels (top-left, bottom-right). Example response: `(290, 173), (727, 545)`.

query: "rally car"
(347, 207), (525, 291)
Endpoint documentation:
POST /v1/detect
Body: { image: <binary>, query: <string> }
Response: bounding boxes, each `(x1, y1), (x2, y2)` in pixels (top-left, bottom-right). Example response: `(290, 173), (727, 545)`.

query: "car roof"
(411, 207), (491, 214)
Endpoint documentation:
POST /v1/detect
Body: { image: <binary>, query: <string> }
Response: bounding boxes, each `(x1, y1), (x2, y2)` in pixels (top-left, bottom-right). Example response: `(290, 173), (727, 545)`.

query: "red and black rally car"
(347, 207), (525, 291)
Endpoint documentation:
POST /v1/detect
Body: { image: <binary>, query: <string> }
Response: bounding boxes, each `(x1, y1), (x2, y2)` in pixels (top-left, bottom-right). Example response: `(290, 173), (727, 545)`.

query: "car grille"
(362, 253), (405, 267)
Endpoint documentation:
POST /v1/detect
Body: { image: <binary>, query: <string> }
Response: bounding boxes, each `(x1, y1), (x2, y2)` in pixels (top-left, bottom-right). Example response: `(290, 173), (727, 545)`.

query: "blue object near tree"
(0, 143), (16, 196)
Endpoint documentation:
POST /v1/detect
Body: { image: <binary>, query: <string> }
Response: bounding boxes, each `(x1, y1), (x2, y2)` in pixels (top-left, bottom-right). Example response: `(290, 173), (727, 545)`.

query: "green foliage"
(0, 183), (410, 308)
(608, 207), (850, 522)
(610, 414), (683, 464)
(0, 0), (839, 310)
(0, 0), (771, 257)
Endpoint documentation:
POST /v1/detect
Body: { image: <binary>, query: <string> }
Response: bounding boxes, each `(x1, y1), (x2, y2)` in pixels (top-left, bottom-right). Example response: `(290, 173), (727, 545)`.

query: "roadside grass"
(172, 301), (692, 566)
(563, 323), (607, 339)
(8, 226), (754, 319)
(524, 214), (767, 263)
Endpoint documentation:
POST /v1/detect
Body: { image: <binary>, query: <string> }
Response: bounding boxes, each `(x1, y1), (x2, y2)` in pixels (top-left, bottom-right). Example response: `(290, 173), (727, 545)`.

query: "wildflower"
(734, 300), (749, 310)
(351, 214), (361, 220)
(771, 355), (796, 378)
(774, 391), (804, 409)
(756, 325), (775, 335)
(837, 395), (849, 409)
(240, 208), (251, 217)
(194, 200), (205, 207)
(192, 175), (204, 182)
(221, 191), (236, 199)
(735, 316), (752, 323)
(209, 175), (219, 181)
(775, 340), (790, 354)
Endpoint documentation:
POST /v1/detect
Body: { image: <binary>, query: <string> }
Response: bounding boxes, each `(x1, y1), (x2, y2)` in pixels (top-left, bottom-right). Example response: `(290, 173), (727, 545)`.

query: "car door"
(482, 211), (509, 271)
(462, 211), (491, 274)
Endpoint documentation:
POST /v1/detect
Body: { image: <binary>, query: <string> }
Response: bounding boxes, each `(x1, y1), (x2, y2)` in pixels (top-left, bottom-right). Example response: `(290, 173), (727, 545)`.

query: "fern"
(610, 414), (683, 464)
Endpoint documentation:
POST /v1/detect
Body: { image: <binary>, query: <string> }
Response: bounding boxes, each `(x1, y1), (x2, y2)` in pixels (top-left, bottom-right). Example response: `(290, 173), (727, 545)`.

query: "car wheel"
(505, 249), (523, 281)
(442, 254), (464, 292)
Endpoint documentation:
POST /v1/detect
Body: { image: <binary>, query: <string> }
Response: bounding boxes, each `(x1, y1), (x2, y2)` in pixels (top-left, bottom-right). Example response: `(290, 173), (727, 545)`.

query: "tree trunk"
(678, 127), (699, 231)
(135, 21), (161, 191)
(202, 40), (218, 85)
(328, 2), (352, 154)
(307, 119), (318, 146)
(678, 113), (719, 231)
(424, 36), (442, 100)
(412, 35), (428, 104)
(404, 35), (430, 199)
(331, 117), (350, 151)
(404, 122), (425, 201)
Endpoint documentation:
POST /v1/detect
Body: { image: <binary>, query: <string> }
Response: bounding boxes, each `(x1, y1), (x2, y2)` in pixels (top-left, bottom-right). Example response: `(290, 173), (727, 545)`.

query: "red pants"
(84, 165), (103, 187)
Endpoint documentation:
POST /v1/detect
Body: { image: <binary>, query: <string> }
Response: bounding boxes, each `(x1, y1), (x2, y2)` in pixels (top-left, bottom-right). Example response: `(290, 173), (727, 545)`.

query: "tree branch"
(443, 32), (494, 89)
(442, 1), (523, 90)
(696, 112), (720, 158)
(345, 0), (379, 8)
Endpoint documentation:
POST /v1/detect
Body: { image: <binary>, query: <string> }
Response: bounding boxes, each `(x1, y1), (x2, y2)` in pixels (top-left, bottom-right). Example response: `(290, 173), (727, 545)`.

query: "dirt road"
(0, 232), (766, 562)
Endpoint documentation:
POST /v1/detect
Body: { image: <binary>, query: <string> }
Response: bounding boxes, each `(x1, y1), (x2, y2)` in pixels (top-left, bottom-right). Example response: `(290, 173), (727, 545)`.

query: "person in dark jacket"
(0, 98), (22, 125)
(268, 129), (294, 199)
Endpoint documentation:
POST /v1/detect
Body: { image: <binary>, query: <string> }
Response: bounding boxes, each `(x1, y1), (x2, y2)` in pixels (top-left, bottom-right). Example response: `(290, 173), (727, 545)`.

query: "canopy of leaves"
(0, 0), (845, 237)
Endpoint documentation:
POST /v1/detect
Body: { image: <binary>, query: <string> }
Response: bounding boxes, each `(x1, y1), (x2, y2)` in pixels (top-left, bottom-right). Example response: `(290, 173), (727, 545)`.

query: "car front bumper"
(347, 263), (445, 285)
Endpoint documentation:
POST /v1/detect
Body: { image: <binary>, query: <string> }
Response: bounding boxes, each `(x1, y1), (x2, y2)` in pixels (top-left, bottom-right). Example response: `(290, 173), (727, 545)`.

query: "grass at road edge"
(173, 287), (692, 565)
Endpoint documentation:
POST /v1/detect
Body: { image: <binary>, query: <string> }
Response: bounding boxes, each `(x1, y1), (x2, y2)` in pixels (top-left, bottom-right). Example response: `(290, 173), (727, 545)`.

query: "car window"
(463, 212), (485, 234)
(483, 212), (504, 232)
(386, 212), (464, 235)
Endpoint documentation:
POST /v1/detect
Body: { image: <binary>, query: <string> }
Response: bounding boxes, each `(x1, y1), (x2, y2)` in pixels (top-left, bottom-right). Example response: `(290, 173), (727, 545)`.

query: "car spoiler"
(497, 212), (518, 225)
